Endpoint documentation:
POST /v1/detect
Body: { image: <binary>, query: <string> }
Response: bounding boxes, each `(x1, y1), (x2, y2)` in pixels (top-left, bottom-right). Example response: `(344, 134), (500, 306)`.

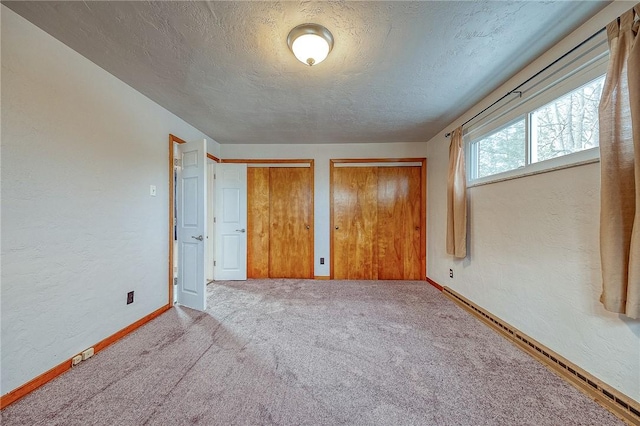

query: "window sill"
(468, 147), (600, 188)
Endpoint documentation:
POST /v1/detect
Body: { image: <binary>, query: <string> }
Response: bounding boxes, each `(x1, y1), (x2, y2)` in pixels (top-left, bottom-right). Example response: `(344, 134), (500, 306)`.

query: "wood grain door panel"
(247, 168), (270, 278)
(403, 167), (422, 280)
(269, 168), (313, 278)
(333, 167), (378, 279)
(377, 167), (421, 280)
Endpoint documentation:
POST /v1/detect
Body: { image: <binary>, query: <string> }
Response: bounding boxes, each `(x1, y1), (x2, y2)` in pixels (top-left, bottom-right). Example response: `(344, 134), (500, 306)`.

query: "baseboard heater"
(442, 286), (640, 426)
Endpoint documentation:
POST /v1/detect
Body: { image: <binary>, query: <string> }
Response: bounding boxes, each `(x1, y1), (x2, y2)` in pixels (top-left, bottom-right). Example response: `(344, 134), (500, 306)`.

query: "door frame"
(329, 158), (427, 280)
(222, 158), (315, 278)
(168, 134), (220, 306)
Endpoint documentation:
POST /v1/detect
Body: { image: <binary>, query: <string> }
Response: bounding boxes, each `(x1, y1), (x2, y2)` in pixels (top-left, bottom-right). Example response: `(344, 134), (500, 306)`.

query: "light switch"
(150, 185), (157, 196)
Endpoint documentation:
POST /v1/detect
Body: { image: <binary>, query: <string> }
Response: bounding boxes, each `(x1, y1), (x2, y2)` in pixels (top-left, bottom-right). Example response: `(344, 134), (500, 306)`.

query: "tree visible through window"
(474, 119), (526, 179)
(468, 74), (605, 182)
(530, 76), (604, 163)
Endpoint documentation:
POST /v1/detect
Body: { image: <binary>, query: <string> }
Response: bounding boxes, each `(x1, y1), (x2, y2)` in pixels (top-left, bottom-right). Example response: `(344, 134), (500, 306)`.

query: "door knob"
(192, 235), (204, 241)
(306, 225), (310, 230)
(335, 226), (339, 230)
(235, 229), (246, 233)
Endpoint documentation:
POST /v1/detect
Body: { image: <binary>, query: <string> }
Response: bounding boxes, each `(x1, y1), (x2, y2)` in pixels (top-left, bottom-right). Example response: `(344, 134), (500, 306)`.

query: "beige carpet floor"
(1, 279), (623, 425)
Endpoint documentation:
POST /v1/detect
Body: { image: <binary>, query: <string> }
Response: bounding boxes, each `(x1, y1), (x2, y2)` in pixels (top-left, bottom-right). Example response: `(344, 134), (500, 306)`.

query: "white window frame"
(466, 33), (608, 187)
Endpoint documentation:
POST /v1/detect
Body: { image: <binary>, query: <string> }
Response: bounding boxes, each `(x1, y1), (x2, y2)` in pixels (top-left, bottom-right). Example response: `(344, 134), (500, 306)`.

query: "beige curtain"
(599, 5), (639, 319)
(447, 127), (467, 258)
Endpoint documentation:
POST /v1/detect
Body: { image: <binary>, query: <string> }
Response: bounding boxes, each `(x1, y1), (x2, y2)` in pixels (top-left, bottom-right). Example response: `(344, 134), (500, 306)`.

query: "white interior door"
(176, 139), (207, 311)
(214, 163), (247, 280)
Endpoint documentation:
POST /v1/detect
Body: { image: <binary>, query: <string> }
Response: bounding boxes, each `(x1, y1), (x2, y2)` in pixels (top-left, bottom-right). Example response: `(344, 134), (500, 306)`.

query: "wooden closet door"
(269, 168), (313, 278)
(247, 168), (270, 278)
(377, 166), (421, 280)
(333, 167), (378, 279)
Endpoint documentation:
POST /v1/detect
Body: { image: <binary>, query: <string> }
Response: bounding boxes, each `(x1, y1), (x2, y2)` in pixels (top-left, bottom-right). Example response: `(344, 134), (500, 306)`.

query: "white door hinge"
(173, 277), (178, 285)
(214, 217), (216, 223)
(174, 158), (182, 167)
(214, 261), (216, 266)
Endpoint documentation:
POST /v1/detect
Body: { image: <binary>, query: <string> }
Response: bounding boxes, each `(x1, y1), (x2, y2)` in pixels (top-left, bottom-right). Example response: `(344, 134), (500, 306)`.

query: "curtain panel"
(446, 127), (467, 259)
(599, 5), (639, 319)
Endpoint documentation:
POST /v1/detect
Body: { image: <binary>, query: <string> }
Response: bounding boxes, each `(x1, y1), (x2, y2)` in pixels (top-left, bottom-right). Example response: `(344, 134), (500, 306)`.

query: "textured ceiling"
(4, 1), (608, 144)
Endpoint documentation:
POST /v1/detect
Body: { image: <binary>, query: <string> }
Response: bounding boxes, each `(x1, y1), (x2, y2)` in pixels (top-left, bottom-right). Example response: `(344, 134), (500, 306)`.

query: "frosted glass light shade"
(287, 24), (334, 66)
(292, 34), (330, 66)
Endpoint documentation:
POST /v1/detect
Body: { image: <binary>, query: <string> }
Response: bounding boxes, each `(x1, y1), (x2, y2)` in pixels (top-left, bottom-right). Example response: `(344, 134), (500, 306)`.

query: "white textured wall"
(221, 143), (427, 277)
(426, 2), (640, 401)
(207, 140), (221, 158)
(1, 7), (218, 395)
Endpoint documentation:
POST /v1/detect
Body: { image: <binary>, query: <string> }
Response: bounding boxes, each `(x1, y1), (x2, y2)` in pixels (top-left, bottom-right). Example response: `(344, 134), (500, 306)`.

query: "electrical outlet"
(72, 354), (83, 366)
(127, 291), (134, 305)
(320, 257), (325, 265)
(449, 269), (454, 278)
(81, 347), (94, 360)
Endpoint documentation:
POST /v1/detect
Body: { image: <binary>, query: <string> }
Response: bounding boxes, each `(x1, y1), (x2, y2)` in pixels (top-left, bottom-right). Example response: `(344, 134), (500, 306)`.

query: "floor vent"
(442, 286), (640, 426)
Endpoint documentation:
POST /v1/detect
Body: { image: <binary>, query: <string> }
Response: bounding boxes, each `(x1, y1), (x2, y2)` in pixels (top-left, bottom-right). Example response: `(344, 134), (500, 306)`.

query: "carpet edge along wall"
(438, 283), (640, 426)
(3, 277), (638, 426)
(0, 305), (171, 409)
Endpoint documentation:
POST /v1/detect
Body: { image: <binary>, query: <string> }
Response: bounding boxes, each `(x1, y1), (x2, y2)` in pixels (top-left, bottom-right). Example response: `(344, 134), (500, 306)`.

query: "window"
(468, 75), (605, 183)
(464, 28), (608, 185)
(530, 76), (604, 163)
(472, 118), (526, 179)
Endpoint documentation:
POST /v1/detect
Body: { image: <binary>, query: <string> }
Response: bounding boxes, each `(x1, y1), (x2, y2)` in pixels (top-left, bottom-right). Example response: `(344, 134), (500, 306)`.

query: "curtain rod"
(444, 25), (606, 138)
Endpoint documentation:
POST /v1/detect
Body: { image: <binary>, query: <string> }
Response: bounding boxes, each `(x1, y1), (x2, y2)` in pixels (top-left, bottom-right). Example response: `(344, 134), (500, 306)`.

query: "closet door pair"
(247, 167), (313, 279)
(332, 166), (421, 280)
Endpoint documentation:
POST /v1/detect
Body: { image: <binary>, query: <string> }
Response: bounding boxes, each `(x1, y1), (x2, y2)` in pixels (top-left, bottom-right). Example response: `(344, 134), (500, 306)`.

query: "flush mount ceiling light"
(287, 23), (334, 66)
